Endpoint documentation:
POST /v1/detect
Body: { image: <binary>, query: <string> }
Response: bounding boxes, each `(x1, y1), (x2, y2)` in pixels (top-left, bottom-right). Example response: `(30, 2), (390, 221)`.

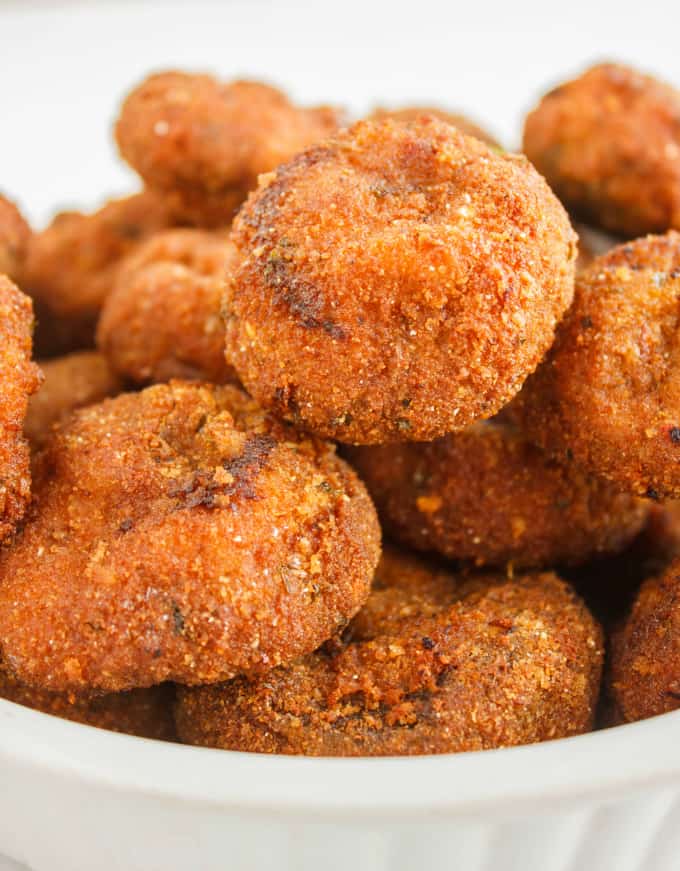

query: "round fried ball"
(0, 277), (41, 543)
(369, 106), (499, 147)
(513, 232), (680, 499)
(225, 117), (577, 444)
(0, 381), (380, 693)
(176, 547), (603, 755)
(345, 420), (647, 569)
(0, 657), (175, 741)
(0, 194), (31, 279)
(116, 73), (341, 226)
(609, 557), (680, 723)
(97, 229), (239, 384)
(20, 191), (179, 356)
(25, 352), (124, 450)
(524, 63), (680, 237)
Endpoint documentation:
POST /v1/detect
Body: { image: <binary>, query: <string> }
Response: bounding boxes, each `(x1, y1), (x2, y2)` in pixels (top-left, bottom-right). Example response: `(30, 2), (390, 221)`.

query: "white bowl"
(2, 699), (680, 871)
(4, 2), (680, 869)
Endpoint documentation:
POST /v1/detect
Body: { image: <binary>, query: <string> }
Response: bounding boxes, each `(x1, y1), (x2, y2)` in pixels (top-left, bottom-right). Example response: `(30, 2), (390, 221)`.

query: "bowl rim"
(1, 696), (678, 818)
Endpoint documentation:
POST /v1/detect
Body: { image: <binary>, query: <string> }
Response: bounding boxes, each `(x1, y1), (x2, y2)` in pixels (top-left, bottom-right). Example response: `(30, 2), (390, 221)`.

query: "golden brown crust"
(369, 106), (499, 146)
(524, 63), (680, 237)
(0, 381), (380, 693)
(225, 117), (577, 444)
(609, 558), (680, 722)
(97, 229), (239, 385)
(0, 657), (176, 740)
(20, 191), (178, 356)
(513, 232), (680, 499)
(345, 420), (647, 569)
(176, 548), (603, 755)
(0, 194), (31, 279)
(0, 277), (41, 543)
(116, 73), (341, 226)
(25, 352), (124, 450)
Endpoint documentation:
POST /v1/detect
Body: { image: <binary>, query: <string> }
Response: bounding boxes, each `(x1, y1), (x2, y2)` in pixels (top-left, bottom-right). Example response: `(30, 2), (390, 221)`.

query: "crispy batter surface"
(345, 420), (647, 569)
(225, 117), (576, 444)
(0, 657), (175, 740)
(0, 277), (41, 543)
(609, 558), (680, 723)
(20, 191), (178, 356)
(0, 194), (31, 279)
(0, 381), (380, 693)
(25, 352), (124, 450)
(513, 232), (680, 498)
(116, 73), (340, 226)
(97, 229), (239, 384)
(369, 106), (499, 146)
(176, 547), (603, 755)
(524, 63), (680, 237)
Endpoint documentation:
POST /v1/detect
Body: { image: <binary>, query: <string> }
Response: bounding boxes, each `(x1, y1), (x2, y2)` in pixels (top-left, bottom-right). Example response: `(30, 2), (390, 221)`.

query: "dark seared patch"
(670, 427), (680, 444)
(168, 434), (276, 508)
(421, 636), (435, 650)
(436, 664), (456, 687)
(222, 434), (277, 499)
(263, 256), (347, 340)
(580, 316), (593, 330)
(168, 469), (224, 509)
(116, 222), (144, 241)
(646, 487), (661, 502)
(242, 145), (335, 239)
(171, 602), (185, 635)
(118, 518), (134, 533)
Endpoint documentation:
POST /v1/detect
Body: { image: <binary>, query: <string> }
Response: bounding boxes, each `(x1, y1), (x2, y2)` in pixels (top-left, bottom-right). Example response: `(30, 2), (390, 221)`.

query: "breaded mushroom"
(0, 658), (175, 741)
(609, 557), (680, 723)
(97, 229), (239, 385)
(370, 106), (499, 146)
(225, 117), (577, 444)
(0, 277), (41, 543)
(116, 73), (341, 226)
(524, 63), (680, 237)
(20, 191), (178, 356)
(176, 547), (603, 755)
(25, 352), (124, 450)
(345, 420), (647, 569)
(0, 381), (380, 693)
(513, 232), (680, 499)
(0, 194), (31, 279)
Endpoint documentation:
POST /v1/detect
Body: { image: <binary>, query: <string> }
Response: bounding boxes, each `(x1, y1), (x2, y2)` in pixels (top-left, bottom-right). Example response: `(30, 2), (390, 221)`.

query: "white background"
(1, 0), (680, 226)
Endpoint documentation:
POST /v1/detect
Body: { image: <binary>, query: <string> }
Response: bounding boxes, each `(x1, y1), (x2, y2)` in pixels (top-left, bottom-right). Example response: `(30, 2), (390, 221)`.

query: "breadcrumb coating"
(20, 191), (178, 356)
(116, 73), (341, 226)
(0, 658), (175, 741)
(345, 420), (647, 569)
(0, 194), (31, 279)
(610, 558), (680, 723)
(0, 381), (380, 693)
(176, 547), (603, 755)
(98, 229), (239, 384)
(225, 117), (577, 444)
(524, 63), (680, 237)
(369, 106), (499, 146)
(25, 352), (123, 450)
(513, 232), (680, 498)
(0, 276), (41, 543)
